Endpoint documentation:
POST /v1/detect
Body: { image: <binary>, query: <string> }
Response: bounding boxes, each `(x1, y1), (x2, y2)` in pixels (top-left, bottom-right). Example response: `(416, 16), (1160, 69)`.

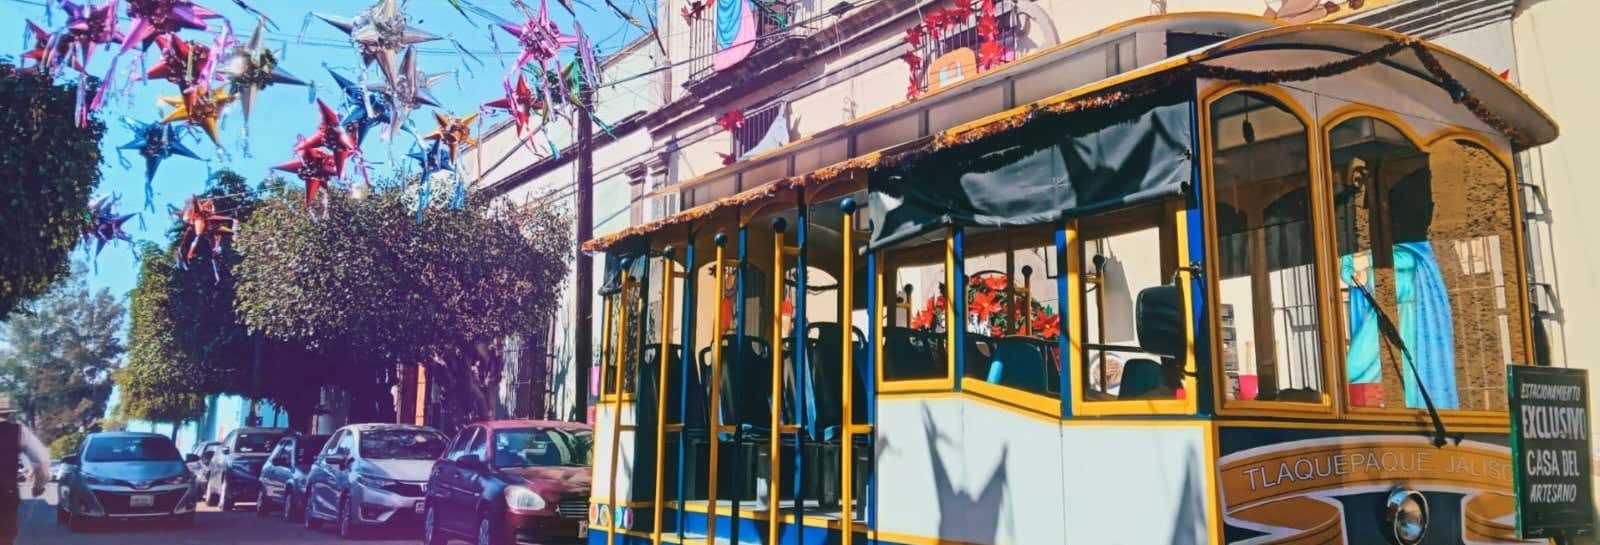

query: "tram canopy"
(583, 19), (1558, 254)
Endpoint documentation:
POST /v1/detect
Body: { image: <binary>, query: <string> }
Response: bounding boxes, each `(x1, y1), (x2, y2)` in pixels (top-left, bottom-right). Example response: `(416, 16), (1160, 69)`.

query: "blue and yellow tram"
(582, 13), (1562, 545)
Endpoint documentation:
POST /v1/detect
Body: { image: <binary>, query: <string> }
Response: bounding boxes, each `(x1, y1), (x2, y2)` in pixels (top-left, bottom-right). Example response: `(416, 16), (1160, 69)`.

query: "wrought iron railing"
(685, 0), (828, 83)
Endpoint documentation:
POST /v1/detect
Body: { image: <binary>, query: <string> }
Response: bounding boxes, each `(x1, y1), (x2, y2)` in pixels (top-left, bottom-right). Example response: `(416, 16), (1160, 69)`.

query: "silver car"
(55, 432), (201, 531)
(303, 424), (447, 539)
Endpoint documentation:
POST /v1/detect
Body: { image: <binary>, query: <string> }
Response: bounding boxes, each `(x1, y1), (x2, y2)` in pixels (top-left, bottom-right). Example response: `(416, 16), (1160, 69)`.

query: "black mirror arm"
(1350, 283), (1460, 448)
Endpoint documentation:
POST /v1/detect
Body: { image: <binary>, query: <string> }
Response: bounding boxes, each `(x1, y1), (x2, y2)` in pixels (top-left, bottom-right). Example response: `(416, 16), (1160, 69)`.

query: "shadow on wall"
(922, 405), (1009, 544)
(1169, 445), (1205, 545)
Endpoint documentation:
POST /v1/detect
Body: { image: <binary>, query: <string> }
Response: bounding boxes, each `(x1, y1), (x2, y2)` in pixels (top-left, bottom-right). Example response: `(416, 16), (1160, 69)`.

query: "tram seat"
(882, 327), (948, 380)
(803, 323), (869, 441)
(697, 336), (775, 440)
(1118, 359), (1171, 400)
(985, 337), (1051, 395)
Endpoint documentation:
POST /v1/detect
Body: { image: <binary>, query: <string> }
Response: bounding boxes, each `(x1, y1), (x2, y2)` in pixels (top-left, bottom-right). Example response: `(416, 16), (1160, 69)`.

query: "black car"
(205, 427), (289, 510)
(255, 433), (330, 521)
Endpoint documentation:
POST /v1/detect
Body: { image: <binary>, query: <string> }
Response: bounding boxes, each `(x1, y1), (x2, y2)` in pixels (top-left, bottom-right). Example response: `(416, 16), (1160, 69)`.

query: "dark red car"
(422, 420), (593, 545)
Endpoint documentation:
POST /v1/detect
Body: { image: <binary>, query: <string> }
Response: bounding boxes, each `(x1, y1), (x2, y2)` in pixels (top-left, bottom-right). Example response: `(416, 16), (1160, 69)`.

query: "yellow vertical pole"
(839, 200), (857, 545)
(652, 250), (676, 545)
(706, 234), (728, 545)
(769, 219), (787, 545)
(608, 272), (633, 544)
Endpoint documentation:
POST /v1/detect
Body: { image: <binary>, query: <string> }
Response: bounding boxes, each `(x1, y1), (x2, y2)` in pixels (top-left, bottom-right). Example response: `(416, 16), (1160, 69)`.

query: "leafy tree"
(119, 172), (330, 427)
(0, 64), (107, 319)
(0, 265), (124, 444)
(235, 183), (571, 429)
(49, 431), (83, 458)
(120, 241), (210, 425)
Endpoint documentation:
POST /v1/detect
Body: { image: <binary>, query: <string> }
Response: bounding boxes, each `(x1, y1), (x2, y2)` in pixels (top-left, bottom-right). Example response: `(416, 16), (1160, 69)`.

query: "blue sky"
(1, 0), (646, 302)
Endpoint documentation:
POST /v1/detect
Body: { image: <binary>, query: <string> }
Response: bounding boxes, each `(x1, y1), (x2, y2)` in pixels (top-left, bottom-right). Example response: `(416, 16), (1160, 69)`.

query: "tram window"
(961, 228), (1061, 396)
(882, 243), (951, 382)
(1208, 91), (1325, 403)
(604, 274), (645, 398)
(1329, 117), (1525, 411)
(1080, 203), (1182, 402)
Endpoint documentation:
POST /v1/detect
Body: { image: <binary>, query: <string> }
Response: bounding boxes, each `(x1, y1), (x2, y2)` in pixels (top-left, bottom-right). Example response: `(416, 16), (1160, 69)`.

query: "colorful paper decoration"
(172, 195), (235, 276)
(271, 146), (340, 208)
(327, 67), (395, 145)
(314, 0), (440, 99)
(121, 0), (222, 53)
(83, 195), (136, 257)
(118, 119), (202, 204)
(159, 84), (236, 146)
(147, 34), (213, 89)
(422, 111), (478, 165)
(58, 1), (123, 71)
(219, 21), (306, 122)
(364, 47), (448, 140)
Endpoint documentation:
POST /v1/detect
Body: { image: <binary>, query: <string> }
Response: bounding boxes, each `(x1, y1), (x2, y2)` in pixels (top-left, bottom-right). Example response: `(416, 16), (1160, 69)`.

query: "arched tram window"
(1207, 91), (1327, 405)
(1328, 115), (1526, 412)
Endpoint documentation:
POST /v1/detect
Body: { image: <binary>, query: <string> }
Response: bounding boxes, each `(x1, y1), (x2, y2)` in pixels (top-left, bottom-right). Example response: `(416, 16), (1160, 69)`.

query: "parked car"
(304, 423), (447, 538)
(255, 433), (331, 521)
(205, 426), (289, 510)
(422, 420), (593, 545)
(187, 441), (221, 482)
(55, 432), (201, 531)
(49, 459), (64, 482)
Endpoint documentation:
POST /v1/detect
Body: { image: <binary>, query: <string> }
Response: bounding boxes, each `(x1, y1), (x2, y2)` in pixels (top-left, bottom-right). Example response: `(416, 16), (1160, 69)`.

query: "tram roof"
(584, 14), (1558, 254)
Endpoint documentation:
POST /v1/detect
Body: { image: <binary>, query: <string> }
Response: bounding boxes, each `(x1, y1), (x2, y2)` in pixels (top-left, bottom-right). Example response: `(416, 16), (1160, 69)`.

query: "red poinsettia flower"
(969, 290), (1002, 323)
(680, 0), (706, 23)
(905, 26), (924, 48)
(982, 274), (1008, 292)
(717, 109), (745, 132)
(1034, 310), (1061, 339)
(717, 152), (736, 166)
(947, 1), (972, 23)
(978, 39), (1003, 70)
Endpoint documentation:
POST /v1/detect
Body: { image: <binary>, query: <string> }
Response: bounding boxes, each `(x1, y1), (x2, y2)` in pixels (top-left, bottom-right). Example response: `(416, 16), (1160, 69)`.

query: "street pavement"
(15, 483), (423, 544)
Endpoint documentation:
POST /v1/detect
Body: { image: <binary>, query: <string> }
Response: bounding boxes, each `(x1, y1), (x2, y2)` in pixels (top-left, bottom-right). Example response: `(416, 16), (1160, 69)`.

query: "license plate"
(413, 501), (425, 515)
(129, 494), (154, 508)
(578, 522), (588, 538)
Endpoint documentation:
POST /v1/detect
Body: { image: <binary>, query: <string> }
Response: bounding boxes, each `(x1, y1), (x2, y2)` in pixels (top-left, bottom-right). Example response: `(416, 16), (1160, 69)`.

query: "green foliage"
(120, 241), (210, 423)
(234, 183), (572, 423)
(0, 265), (124, 444)
(118, 171), (291, 423)
(0, 64), (107, 319)
(49, 431), (83, 458)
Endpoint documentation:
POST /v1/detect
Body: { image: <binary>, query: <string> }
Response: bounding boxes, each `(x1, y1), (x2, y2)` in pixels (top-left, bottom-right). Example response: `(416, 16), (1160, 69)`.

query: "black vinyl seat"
(985, 337), (1053, 395)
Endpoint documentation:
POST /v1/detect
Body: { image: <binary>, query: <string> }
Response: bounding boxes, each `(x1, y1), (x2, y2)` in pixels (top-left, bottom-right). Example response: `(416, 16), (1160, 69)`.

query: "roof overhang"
(586, 17), (1559, 253)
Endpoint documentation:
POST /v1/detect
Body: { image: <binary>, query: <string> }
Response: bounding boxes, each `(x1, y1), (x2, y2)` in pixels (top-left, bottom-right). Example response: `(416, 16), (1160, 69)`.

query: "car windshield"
(235, 433), (283, 454)
(359, 430), (446, 460)
(296, 437), (330, 464)
(493, 428), (593, 468)
(84, 436), (181, 463)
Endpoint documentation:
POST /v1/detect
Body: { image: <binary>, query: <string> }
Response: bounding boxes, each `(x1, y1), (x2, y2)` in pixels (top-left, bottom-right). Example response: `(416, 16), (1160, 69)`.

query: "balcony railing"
(685, 0), (826, 84)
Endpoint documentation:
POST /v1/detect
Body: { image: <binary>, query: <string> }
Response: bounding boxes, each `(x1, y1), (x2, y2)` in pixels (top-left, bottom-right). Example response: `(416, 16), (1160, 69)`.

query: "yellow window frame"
(1198, 83), (1338, 418)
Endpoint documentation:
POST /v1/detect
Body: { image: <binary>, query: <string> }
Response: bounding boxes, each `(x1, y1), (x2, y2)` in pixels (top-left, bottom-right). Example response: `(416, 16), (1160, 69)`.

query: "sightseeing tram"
(581, 13), (1564, 545)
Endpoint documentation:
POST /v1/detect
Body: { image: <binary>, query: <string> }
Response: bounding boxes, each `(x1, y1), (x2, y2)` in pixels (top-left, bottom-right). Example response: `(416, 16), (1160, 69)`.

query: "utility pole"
(573, 84), (595, 424)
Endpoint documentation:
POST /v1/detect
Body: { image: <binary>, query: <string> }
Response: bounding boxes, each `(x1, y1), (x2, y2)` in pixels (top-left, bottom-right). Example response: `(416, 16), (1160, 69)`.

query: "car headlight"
(505, 485), (546, 513)
(355, 473), (398, 489)
(1383, 488), (1429, 545)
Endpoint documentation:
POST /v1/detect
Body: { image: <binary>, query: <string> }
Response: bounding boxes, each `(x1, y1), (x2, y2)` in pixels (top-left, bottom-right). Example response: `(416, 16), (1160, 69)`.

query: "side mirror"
(185, 454), (200, 464)
(220, 447), (232, 456)
(61, 455), (79, 466)
(456, 454), (484, 470)
(1135, 285), (1186, 358)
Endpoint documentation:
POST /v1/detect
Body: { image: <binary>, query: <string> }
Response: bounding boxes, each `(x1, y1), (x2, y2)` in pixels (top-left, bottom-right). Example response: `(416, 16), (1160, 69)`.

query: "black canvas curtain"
(868, 84), (1195, 250)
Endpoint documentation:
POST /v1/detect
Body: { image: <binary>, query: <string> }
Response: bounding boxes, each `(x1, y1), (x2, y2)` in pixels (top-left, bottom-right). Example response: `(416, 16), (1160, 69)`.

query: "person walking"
(0, 395), (49, 545)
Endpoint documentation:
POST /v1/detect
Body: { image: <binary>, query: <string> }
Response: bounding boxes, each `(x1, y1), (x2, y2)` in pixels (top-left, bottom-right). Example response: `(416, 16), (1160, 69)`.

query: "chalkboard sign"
(1509, 365), (1595, 539)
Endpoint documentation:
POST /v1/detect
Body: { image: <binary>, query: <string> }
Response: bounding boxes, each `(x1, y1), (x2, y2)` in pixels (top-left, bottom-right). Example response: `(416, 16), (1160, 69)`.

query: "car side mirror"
(272, 456), (289, 467)
(185, 454), (200, 464)
(61, 455), (79, 466)
(456, 454), (484, 470)
(220, 447), (232, 456)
